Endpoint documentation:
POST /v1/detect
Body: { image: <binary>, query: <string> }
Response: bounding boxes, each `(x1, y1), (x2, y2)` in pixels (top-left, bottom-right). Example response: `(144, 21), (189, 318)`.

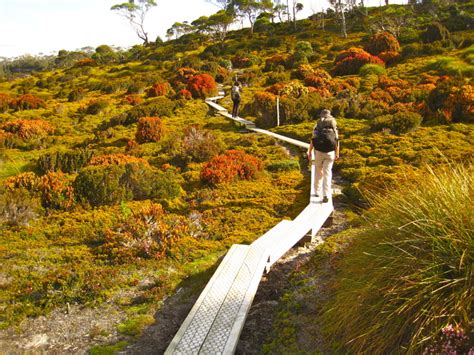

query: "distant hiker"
(231, 80), (242, 118)
(307, 109), (339, 203)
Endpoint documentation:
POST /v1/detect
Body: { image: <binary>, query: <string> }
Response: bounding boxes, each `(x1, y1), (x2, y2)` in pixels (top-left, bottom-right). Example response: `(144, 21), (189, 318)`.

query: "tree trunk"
(339, 0), (347, 38)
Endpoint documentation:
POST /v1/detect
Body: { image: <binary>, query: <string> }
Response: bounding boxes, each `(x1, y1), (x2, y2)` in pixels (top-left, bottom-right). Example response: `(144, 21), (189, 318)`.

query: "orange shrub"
(177, 89), (192, 100)
(11, 94), (45, 111)
(135, 116), (165, 143)
(308, 86), (332, 97)
(1, 119), (54, 140)
(186, 73), (217, 99)
(74, 58), (97, 67)
(264, 54), (290, 71)
(378, 51), (401, 65)
(176, 67), (197, 83)
(334, 47), (384, 76)
(442, 85), (473, 123)
(0, 93), (12, 112)
(147, 82), (171, 97)
(89, 153), (149, 167)
(121, 94), (143, 106)
(365, 31), (400, 55)
(231, 55), (252, 68)
(304, 68), (332, 89)
(5, 172), (39, 191)
(38, 171), (74, 210)
(201, 150), (263, 185)
(378, 75), (410, 90)
(5, 171), (74, 210)
(0, 130), (14, 148)
(370, 88), (394, 104)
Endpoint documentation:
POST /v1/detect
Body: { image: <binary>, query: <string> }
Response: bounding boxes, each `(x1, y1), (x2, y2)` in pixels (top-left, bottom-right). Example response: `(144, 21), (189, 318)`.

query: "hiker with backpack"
(231, 80), (242, 118)
(307, 109), (339, 203)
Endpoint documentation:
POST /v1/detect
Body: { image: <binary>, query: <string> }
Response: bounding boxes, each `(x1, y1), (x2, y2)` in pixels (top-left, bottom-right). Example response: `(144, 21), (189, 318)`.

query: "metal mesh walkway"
(165, 97), (334, 354)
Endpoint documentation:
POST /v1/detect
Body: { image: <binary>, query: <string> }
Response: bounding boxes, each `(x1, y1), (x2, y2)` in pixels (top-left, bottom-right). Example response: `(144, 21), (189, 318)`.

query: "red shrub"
(122, 95), (143, 106)
(177, 89), (192, 100)
(0, 93), (12, 112)
(266, 83), (287, 95)
(186, 74), (217, 99)
(89, 153), (149, 167)
(1, 119), (54, 140)
(334, 47), (384, 76)
(135, 116), (165, 143)
(201, 150), (263, 185)
(365, 32), (400, 55)
(11, 94), (45, 111)
(147, 82), (171, 97)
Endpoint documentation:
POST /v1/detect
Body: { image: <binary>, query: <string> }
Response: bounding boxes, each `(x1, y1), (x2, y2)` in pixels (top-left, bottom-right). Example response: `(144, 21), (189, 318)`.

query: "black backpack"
(312, 121), (337, 153)
(231, 85), (241, 100)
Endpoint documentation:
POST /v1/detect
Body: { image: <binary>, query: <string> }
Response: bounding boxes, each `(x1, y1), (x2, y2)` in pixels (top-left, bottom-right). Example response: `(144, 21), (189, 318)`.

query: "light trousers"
(313, 150), (335, 197)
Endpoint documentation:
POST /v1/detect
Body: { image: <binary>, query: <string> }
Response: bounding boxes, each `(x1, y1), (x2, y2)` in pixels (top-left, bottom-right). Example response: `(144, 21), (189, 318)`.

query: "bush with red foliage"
(89, 153), (149, 167)
(0, 93), (12, 112)
(74, 58), (97, 67)
(201, 150), (263, 185)
(378, 75), (410, 90)
(186, 73), (217, 99)
(177, 89), (192, 100)
(1, 119), (54, 140)
(11, 94), (46, 111)
(365, 32), (400, 56)
(121, 94), (143, 106)
(370, 88), (394, 105)
(334, 48), (384, 76)
(147, 82), (172, 97)
(135, 116), (165, 143)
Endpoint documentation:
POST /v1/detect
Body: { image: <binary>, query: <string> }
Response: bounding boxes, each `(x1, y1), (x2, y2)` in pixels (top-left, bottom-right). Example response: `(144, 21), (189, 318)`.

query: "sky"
(0, 0), (394, 58)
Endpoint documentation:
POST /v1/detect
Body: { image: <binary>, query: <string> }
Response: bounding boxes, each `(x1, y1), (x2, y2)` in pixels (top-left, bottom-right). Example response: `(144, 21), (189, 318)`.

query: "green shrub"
(37, 149), (93, 174)
(371, 112), (422, 134)
(421, 22), (450, 43)
(74, 163), (181, 206)
(85, 100), (108, 115)
(0, 188), (42, 226)
(359, 64), (386, 76)
(321, 164), (473, 353)
(180, 126), (224, 163)
(266, 159), (300, 172)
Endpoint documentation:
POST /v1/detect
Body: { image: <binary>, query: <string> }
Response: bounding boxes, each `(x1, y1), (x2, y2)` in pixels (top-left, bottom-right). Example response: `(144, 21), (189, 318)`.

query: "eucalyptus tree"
(329, 0), (349, 37)
(111, 0), (157, 45)
(234, 0), (273, 35)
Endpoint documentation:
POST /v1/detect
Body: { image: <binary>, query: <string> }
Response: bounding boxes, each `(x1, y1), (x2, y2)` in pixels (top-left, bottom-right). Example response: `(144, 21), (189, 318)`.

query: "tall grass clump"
(322, 163), (473, 353)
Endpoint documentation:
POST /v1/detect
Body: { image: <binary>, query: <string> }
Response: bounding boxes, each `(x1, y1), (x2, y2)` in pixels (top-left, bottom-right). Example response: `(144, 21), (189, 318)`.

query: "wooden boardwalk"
(166, 96), (333, 354)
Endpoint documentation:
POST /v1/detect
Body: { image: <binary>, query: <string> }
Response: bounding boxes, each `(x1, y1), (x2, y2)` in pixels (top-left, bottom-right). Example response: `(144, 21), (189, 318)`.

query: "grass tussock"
(322, 163), (473, 353)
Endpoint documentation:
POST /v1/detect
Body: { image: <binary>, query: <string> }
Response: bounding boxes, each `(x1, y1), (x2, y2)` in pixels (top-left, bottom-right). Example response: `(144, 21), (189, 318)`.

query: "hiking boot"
(322, 196), (329, 203)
